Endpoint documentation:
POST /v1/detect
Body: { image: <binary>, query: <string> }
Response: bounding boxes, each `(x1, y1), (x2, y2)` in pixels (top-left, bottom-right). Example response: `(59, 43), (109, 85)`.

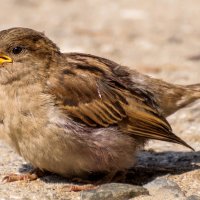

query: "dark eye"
(12, 46), (23, 54)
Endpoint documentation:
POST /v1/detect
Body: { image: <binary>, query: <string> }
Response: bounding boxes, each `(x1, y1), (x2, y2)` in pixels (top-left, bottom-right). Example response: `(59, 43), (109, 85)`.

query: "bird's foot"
(64, 184), (98, 192)
(60, 177), (97, 192)
(2, 173), (38, 183)
(2, 168), (45, 183)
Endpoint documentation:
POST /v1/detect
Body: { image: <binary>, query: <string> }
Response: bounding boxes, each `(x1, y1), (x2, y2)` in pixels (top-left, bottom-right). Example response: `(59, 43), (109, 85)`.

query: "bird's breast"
(0, 83), (55, 153)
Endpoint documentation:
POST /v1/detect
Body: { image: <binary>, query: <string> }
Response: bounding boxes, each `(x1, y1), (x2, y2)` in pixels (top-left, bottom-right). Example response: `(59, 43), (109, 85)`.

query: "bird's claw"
(2, 173), (38, 183)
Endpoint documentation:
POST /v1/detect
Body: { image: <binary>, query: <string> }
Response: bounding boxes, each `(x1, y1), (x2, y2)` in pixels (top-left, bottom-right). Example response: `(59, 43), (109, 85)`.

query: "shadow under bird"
(0, 27), (199, 189)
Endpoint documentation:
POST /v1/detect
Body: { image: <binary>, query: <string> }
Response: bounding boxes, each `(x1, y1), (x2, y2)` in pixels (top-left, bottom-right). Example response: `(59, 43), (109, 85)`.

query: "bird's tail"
(153, 82), (200, 117)
(184, 83), (200, 105)
(166, 83), (200, 116)
(186, 83), (200, 92)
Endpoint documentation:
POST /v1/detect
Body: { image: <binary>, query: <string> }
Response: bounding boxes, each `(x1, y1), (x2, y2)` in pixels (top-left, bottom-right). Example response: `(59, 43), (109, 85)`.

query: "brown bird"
(0, 27), (199, 187)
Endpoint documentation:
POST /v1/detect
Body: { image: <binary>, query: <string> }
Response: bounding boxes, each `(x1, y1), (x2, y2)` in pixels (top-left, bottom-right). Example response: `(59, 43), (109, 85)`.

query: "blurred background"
(1, 0), (200, 151)
(1, 0), (200, 84)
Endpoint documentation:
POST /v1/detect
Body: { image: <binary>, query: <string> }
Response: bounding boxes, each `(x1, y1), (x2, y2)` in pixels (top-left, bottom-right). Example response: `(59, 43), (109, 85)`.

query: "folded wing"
(48, 54), (193, 150)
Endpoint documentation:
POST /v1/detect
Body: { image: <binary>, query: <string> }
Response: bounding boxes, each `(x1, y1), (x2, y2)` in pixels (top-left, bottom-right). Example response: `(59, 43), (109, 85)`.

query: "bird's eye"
(12, 46), (23, 54)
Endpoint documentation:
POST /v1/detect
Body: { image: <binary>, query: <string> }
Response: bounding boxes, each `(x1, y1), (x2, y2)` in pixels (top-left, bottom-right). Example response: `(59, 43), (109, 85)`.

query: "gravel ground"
(0, 0), (200, 199)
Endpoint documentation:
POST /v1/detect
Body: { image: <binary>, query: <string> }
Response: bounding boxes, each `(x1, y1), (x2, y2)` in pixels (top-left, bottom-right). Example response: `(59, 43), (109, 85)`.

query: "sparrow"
(0, 27), (199, 186)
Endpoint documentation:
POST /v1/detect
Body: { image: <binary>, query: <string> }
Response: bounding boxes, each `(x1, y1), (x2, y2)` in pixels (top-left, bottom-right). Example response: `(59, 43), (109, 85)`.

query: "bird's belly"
(13, 123), (139, 177)
(0, 108), (139, 177)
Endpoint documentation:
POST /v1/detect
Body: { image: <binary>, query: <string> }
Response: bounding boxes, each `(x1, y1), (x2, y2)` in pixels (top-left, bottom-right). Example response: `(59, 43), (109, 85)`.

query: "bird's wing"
(48, 53), (193, 150)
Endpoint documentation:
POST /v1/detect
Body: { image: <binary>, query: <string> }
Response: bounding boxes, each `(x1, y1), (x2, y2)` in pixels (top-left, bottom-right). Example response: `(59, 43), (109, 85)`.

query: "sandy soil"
(0, 0), (200, 199)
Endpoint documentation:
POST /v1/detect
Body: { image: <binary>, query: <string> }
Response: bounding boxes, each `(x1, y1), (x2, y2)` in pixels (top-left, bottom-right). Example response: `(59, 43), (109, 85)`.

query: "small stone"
(144, 177), (179, 190)
(80, 183), (149, 200)
(144, 177), (186, 199)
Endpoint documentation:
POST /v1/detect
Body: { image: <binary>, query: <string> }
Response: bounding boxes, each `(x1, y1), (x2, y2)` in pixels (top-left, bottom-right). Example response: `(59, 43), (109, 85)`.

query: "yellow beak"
(0, 54), (12, 64)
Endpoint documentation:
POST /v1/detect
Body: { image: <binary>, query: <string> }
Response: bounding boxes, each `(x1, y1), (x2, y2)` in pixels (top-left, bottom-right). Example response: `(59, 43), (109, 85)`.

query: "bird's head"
(0, 27), (61, 84)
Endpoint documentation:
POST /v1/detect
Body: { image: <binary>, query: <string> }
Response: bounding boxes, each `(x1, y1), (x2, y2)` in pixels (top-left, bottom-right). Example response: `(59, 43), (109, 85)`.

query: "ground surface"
(0, 0), (200, 199)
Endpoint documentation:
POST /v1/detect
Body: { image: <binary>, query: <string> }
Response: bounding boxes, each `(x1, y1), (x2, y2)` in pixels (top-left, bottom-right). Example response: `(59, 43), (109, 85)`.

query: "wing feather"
(48, 54), (193, 150)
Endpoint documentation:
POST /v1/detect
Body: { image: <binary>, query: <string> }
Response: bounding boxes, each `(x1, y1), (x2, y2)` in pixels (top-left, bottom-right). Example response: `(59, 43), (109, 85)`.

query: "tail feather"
(158, 83), (200, 116)
(186, 83), (200, 93)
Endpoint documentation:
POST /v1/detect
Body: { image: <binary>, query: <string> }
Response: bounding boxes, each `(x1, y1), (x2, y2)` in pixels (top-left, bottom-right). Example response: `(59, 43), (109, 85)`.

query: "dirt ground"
(0, 0), (200, 199)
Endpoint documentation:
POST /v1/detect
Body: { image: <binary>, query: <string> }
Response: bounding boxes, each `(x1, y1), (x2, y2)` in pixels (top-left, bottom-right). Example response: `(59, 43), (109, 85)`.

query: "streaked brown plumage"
(0, 27), (199, 183)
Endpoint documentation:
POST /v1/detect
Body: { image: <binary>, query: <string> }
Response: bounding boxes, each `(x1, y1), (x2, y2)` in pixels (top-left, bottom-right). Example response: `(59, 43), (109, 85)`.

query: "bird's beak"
(0, 54), (12, 64)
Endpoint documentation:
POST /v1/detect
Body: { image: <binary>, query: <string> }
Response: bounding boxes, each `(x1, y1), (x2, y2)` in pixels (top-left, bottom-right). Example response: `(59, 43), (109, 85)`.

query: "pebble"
(80, 183), (149, 200)
(144, 177), (186, 199)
